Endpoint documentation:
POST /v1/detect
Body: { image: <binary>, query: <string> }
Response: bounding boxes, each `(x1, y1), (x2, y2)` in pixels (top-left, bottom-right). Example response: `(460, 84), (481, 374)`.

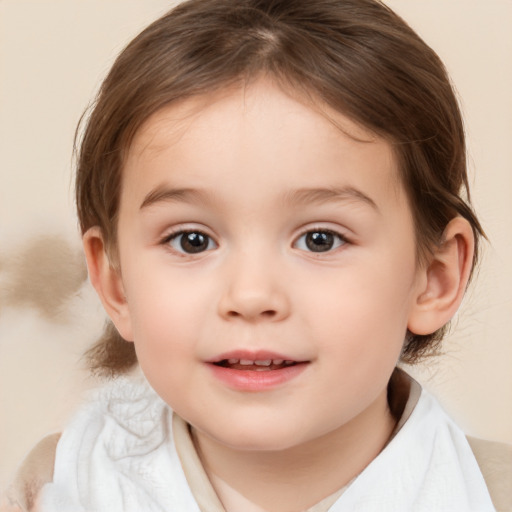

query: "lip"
(207, 349), (303, 364)
(205, 350), (310, 392)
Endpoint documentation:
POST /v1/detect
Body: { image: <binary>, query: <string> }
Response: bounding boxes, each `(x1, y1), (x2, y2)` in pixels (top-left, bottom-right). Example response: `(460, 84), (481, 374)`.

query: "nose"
(217, 252), (291, 322)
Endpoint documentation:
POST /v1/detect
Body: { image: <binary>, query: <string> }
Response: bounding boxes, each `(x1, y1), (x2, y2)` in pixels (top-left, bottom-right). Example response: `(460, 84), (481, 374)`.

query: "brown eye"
(168, 231), (216, 254)
(295, 230), (346, 253)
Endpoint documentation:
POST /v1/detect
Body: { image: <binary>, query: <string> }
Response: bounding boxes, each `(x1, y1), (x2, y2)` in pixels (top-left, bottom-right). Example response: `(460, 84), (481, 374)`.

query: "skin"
(84, 79), (474, 511)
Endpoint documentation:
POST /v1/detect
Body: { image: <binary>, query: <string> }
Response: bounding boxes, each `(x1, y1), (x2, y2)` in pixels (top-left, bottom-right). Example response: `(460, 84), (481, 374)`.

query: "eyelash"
(161, 229), (217, 255)
(293, 228), (348, 254)
(160, 227), (349, 256)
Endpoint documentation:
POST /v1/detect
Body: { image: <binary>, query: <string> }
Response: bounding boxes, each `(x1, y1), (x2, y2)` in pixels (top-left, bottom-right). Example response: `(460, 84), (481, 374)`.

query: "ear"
(407, 217), (475, 336)
(82, 227), (134, 342)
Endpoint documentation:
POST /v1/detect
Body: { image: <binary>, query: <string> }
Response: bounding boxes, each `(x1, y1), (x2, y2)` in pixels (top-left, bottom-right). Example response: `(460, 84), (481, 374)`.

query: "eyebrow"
(140, 184), (378, 212)
(283, 187), (379, 211)
(140, 186), (211, 210)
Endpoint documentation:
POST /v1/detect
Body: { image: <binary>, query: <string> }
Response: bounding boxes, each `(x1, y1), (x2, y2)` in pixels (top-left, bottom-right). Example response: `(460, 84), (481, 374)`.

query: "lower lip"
(207, 363), (308, 392)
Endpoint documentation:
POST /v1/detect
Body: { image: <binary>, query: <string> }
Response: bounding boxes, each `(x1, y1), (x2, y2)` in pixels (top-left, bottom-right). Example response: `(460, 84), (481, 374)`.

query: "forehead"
(122, 79), (403, 211)
(130, 81), (384, 158)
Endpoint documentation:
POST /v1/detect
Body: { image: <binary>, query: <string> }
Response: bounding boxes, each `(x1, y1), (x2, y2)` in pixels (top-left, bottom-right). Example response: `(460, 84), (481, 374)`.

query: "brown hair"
(77, 0), (484, 375)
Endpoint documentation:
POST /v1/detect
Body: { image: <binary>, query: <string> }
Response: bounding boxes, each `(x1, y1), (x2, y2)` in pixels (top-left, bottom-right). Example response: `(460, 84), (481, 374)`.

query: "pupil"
(306, 231), (333, 252)
(181, 232), (208, 253)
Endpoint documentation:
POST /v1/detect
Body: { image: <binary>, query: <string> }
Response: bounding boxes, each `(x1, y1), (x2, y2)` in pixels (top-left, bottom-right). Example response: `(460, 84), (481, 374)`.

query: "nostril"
(227, 309), (277, 319)
(218, 288), (289, 321)
(226, 309), (276, 318)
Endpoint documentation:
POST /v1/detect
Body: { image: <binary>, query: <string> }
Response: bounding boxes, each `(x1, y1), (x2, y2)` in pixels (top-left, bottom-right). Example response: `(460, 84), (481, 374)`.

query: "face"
(114, 80), (424, 451)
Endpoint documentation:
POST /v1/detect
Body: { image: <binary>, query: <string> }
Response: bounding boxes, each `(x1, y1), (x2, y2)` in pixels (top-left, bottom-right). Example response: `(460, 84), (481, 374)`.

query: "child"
(4, 0), (506, 510)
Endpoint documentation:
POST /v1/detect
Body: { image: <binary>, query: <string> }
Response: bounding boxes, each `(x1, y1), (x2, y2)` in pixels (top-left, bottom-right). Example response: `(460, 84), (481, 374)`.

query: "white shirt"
(40, 373), (495, 512)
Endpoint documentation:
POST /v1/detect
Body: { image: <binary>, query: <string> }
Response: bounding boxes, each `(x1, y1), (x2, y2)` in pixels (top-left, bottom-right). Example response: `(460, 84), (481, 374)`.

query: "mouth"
(213, 358), (298, 371)
(206, 352), (309, 391)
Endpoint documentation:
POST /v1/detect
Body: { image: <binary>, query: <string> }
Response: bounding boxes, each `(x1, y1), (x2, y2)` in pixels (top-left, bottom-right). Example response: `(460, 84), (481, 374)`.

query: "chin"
(205, 422), (311, 453)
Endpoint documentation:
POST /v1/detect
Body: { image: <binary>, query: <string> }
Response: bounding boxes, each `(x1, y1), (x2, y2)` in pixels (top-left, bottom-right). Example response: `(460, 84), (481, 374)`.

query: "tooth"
(239, 359), (253, 365)
(227, 358), (239, 364)
(255, 360), (272, 366)
(272, 359), (284, 365)
(284, 360), (294, 365)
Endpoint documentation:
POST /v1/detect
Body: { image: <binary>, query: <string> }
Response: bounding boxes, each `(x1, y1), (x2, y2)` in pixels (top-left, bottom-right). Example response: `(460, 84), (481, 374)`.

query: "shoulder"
(467, 436), (512, 512)
(392, 371), (511, 510)
(4, 376), (168, 512)
(4, 433), (61, 512)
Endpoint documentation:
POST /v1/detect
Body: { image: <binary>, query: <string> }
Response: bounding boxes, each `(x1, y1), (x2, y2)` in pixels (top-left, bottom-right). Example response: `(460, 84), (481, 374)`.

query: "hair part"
(76, 0), (484, 375)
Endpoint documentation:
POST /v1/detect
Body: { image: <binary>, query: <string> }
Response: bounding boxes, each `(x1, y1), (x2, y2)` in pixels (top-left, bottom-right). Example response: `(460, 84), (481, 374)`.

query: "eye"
(294, 229), (346, 253)
(165, 231), (217, 254)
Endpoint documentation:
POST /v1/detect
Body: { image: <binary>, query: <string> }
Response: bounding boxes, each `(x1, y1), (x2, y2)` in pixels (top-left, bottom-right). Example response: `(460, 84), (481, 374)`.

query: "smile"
(206, 351), (310, 391)
(214, 359), (297, 371)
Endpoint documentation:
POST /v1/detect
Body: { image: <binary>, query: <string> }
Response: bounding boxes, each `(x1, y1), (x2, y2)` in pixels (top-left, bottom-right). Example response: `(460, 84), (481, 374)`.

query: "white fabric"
(329, 388), (495, 512)
(40, 375), (495, 512)
(40, 377), (200, 512)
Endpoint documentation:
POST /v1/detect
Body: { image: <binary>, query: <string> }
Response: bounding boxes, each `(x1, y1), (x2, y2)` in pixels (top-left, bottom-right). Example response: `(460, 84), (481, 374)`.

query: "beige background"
(0, 0), (511, 493)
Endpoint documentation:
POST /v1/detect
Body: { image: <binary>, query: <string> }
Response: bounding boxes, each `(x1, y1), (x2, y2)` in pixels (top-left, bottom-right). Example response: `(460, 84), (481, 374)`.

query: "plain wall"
(1, 0), (511, 493)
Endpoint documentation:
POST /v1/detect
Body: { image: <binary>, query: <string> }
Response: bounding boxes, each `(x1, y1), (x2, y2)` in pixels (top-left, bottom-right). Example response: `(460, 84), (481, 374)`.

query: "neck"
(192, 389), (397, 512)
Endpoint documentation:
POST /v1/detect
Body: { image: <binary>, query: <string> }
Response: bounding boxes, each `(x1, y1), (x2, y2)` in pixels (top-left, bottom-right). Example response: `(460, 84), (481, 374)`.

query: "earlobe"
(408, 217), (475, 336)
(82, 227), (134, 342)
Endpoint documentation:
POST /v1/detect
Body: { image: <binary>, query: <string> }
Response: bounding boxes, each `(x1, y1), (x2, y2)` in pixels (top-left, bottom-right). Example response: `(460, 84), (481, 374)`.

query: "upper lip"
(206, 350), (307, 364)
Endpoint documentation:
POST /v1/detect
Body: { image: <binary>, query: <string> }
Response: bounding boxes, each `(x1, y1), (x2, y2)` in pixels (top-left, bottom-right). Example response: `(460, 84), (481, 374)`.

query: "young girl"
(4, 0), (508, 510)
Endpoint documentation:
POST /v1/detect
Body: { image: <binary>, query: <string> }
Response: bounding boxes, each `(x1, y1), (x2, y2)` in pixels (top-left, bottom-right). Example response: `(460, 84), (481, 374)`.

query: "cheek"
(128, 287), (201, 403)
(315, 297), (405, 381)
(305, 267), (415, 332)
(124, 264), (223, 371)
(300, 257), (417, 363)
(124, 274), (197, 349)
